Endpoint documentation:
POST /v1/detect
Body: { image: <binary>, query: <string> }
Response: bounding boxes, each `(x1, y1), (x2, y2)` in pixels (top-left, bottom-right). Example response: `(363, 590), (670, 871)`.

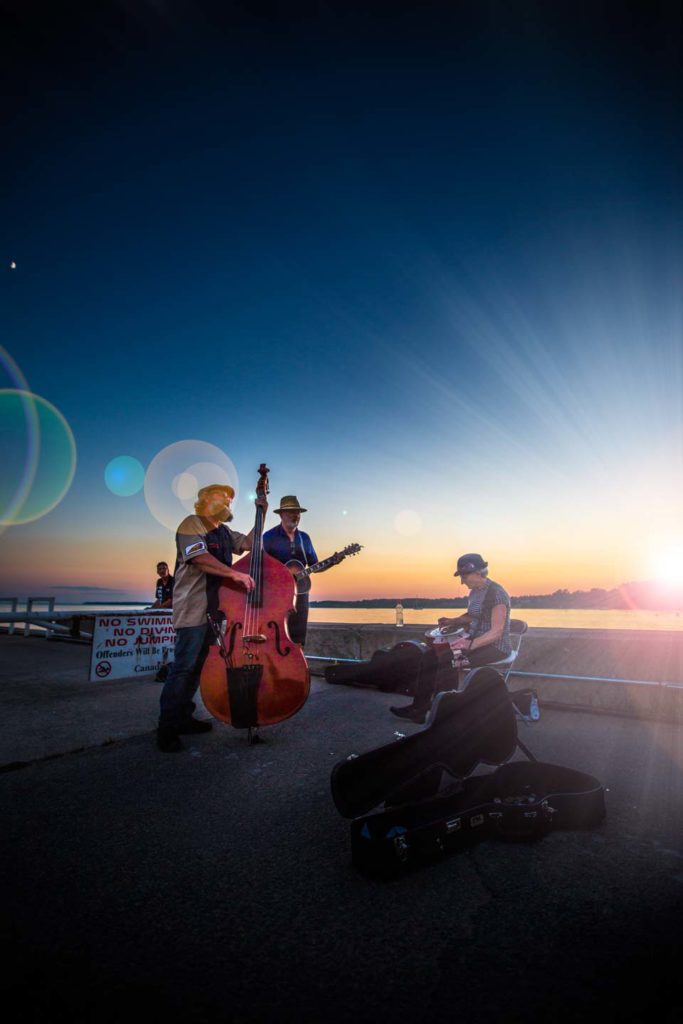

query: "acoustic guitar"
(286, 543), (363, 595)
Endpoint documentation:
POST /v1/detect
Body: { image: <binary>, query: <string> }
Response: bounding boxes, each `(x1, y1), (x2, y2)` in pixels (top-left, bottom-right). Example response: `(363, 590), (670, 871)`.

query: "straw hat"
(275, 495), (307, 514)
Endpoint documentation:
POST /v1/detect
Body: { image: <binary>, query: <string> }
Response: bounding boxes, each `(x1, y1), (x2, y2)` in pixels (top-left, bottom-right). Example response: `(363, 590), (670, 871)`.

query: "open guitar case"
(330, 667), (605, 877)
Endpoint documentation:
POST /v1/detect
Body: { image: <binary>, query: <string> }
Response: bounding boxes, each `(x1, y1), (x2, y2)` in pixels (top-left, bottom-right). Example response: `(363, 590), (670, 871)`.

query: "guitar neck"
(296, 554), (339, 580)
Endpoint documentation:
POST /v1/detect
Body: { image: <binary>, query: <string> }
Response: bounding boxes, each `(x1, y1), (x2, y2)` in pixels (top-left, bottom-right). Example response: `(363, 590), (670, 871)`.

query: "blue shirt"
(262, 524), (318, 567)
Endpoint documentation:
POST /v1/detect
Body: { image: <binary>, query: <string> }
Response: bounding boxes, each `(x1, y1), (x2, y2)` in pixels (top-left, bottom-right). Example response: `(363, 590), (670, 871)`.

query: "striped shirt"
(467, 580), (511, 655)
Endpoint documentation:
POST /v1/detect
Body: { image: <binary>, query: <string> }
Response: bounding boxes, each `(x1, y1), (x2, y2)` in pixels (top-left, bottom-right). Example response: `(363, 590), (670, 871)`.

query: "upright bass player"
(156, 482), (267, 753)
(198, 465), (310, 741)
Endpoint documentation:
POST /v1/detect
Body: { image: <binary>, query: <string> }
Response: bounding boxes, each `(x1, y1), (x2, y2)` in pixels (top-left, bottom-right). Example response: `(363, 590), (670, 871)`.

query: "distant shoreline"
(310, 598), (681, 612)
(61, 596), (681, 612)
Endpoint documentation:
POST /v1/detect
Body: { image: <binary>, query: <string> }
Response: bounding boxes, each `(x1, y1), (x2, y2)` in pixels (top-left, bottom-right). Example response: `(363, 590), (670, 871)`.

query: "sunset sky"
(2, 2), (681, 603)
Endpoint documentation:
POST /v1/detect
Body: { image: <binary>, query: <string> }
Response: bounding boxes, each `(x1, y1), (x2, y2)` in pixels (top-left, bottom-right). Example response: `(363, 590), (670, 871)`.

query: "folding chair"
(462, 619), (539, 723)
(485, 618), (528, 686)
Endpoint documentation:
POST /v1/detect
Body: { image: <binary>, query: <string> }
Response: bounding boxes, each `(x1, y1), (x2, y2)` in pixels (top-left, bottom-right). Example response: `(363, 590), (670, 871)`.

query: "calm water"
(310, 607), (683, 631)
(47, 604), (683, 631)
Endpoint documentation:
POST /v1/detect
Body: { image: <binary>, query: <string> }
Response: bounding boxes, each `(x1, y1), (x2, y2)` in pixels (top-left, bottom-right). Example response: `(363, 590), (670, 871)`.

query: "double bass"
(199, 464), (310, 741)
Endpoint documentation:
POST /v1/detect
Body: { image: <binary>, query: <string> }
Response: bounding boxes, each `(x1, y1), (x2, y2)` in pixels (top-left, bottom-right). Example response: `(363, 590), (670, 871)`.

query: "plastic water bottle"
(395, 602), (404, 627)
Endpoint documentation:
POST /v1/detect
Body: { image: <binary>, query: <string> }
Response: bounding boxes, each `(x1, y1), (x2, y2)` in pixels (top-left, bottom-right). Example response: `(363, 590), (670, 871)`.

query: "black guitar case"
(324, 640), (453, 696)
(330, 668), (605, 877)
(324, 596), (519, 697)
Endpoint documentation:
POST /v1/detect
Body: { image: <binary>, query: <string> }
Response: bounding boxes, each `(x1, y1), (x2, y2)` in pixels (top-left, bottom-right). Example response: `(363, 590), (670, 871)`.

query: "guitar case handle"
(487, 801), (555, 841)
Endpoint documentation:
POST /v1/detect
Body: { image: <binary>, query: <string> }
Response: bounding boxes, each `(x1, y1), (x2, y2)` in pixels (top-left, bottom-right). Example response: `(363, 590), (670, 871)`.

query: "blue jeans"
(158, 624), (212, 728)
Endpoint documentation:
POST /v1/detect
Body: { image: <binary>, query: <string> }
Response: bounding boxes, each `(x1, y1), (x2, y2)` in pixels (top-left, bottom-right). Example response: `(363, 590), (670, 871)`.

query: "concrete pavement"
(1, 635), (682, 1022)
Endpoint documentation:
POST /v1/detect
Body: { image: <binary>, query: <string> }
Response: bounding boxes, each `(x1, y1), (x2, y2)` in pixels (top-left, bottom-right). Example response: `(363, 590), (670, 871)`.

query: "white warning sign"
(89, 613), (176, 682)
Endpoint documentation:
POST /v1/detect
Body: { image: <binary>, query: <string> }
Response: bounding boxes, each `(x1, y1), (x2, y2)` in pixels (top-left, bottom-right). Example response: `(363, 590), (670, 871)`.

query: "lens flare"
(172, 472), (199, 500)
(652, 546), (683, 585)
(0, 390), (76, 526)
(144, 440), (239, 532)
(0, 346), (29, 390)
(0, 350), (36, 528)
(104, 456), (145, 497)
(185, 462), (235, 496)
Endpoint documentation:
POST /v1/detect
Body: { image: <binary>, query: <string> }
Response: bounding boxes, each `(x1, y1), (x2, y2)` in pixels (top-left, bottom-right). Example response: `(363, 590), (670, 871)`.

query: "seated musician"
(391, 553), (512, 723)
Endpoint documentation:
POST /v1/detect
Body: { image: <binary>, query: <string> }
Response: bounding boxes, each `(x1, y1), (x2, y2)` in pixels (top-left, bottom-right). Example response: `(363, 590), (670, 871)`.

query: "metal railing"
(0, 600), (150, 640)
(305, 654), (680, 689)
(0, 598), (18, 636)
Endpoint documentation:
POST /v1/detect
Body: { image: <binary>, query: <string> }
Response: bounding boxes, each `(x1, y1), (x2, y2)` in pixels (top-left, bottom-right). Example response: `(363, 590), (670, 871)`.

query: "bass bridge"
(242, 634), (267, 660)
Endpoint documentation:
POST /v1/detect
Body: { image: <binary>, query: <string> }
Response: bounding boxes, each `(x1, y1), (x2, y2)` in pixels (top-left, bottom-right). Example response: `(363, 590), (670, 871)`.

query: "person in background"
(151, 561), (174, 608)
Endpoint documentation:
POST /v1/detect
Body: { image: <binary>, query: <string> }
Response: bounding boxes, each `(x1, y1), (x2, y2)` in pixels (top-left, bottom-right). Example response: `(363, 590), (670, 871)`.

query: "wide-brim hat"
(197, 482), (235, 501)
(454, 553), (488, 576)
(275, 495), (307, 514)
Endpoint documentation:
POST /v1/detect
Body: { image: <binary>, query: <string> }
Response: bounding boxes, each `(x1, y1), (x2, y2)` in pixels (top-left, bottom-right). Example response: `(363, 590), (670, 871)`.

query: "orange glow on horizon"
(2, 522), (678, 602)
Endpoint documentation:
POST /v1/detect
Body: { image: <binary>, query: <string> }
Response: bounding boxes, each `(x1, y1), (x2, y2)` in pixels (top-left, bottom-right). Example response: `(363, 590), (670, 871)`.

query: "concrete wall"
(305, 623), (683, 723)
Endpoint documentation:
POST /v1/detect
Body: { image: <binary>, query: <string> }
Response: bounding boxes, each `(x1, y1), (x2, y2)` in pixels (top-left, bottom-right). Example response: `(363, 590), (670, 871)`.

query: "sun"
(652, 545), (683, 585)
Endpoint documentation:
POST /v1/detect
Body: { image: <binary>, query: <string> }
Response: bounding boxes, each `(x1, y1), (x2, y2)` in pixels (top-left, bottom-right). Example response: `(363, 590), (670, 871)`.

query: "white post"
(26, 597), (56, 638)
(0, 598), (18, 635)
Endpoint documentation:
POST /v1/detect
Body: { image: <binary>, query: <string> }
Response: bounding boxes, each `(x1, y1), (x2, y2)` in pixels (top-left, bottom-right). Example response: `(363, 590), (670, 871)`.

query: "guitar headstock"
(340, 543), (362, 558)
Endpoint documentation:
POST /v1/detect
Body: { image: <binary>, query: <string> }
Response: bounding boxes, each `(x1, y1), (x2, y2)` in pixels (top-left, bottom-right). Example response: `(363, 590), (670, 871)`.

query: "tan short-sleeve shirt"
(172, 515), (250, 628)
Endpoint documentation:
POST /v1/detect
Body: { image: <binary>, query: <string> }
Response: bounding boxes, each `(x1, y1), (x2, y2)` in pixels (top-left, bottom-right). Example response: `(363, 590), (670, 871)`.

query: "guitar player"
(263, 495), (341, 645)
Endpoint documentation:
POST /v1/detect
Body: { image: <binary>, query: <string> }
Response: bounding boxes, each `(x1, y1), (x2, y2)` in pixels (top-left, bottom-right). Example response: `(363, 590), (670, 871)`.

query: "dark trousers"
(158, 624), (212, 727)
(460, 644), (507, 668)
(289, 594), (309, 646)
(413, 644), (506, 708)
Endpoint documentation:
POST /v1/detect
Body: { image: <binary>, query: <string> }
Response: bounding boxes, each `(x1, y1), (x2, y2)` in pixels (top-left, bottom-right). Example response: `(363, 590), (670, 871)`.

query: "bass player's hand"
(229, 570), (256, 592)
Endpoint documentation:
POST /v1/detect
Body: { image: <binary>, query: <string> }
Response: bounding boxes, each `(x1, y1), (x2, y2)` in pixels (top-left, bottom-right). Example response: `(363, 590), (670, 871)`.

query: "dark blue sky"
(2, 1), (681, 598)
